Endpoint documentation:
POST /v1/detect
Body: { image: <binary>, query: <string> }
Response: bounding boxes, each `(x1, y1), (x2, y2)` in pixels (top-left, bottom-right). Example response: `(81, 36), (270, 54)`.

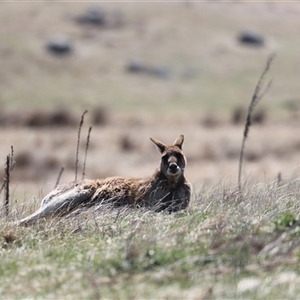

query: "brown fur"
(18, 135), (191, 225)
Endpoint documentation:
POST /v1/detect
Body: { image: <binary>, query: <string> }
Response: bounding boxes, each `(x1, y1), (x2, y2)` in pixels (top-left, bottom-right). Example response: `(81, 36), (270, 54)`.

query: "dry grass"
(238, 53), (274, 192)
(1, 2), (300, 298)
(1, 119), (300, 200)
(0, 2), (300, 118)
(1, 178), (300, 299)
(0, 2), (299, 192)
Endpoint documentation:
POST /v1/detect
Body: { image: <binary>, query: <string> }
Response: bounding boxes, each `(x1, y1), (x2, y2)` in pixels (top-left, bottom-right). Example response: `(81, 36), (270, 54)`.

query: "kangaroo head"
(150, 135), (186, 181)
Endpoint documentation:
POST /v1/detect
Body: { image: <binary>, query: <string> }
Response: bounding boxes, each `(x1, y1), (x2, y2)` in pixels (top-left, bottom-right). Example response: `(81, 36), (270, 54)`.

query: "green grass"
(1, 179), (300, 299)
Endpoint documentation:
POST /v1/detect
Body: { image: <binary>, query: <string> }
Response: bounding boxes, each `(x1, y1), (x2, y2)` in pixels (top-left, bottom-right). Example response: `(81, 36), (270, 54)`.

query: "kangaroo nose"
(169, 163), (178, 172)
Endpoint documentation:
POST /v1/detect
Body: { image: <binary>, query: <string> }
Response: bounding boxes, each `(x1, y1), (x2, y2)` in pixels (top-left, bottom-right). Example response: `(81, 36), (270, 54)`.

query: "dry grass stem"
(75, 110), (88, 181)
(4, 155), (10, 217)
(82, 126), (92, 180)
(1, 146), (14, 217)
(0, 147), (15, 197)
(238, 54), (275, 192)
(55, 166), (65, 189)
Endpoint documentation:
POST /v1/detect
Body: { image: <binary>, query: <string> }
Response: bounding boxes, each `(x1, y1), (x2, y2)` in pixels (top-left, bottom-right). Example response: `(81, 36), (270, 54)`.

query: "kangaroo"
(18, 135), (191, 226)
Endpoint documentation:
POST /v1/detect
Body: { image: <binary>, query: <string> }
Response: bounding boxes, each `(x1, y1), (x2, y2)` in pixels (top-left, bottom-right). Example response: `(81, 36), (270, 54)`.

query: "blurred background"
(1, 2), (300, 199)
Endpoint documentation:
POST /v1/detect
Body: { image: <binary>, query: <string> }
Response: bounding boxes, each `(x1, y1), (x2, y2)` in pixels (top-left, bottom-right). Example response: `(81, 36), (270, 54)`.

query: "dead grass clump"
(15, 151), (34, 168)
(23, 110), (49, 127)
(232, 106), (246, 125)
(47, 108), (77, 127)
(13, 151), (60, 181)
(201, 113), (222, 128)
(119, 135), (136, 152)
(3, 231), (17, 244)
(91, 106), (109, 126)
(244, 149), (261, 162)
(252, 108), (267, 124)
(15, 151), (60, 171)
(76, 6), (125, 29)
(232, 106), (267, 125)
(30, 109), (76, 127)
(0, 108), (77, 127)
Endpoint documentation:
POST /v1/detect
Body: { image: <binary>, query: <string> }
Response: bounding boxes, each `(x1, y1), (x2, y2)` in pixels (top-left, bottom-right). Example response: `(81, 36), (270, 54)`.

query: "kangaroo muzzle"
(168, 162), (179, 174)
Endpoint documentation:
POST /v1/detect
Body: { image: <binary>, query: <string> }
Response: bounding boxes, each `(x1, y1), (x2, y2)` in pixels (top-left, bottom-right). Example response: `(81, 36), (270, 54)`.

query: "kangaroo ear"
(150, 137), (167, 153)
(173, 134), (184, 149)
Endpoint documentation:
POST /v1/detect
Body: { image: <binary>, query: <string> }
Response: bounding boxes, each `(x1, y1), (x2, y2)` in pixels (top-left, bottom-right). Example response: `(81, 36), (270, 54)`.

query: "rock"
(77, 6), (106, 26)
(126, 59), (171, 79)
(46, 35), (73, 55)
(238, 30), (265, 47)
(231, 106), (246, 125)
(126, 59), (147, 73)
(148, 66), (171, 79)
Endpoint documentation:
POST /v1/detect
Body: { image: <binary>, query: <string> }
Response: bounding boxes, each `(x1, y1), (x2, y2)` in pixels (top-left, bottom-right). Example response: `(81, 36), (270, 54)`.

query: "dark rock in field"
(46, 35), (73, 55)
(119, 135), (135, 152)
(201, 113), (221, 128)
(148, 66), (171, 79)
(231, 106), (246, 125)
(231, 106), (267, 125)
(25, 109), (76, 127)
(238, 30), (265, 47)
(15, 151), (34, 168)
(25, 110), (49, 127)
(126, 59), (147, 73)
(48, 109), (77, 127)
(14, 151), (60, 181)
(126, 59), (171, 79)
(77, 6), (106, 26)
(92, 106), (109, 126)
(0, 108), (77, 127)
(252, 108), (267, 124)
(76, 6), (125, 28)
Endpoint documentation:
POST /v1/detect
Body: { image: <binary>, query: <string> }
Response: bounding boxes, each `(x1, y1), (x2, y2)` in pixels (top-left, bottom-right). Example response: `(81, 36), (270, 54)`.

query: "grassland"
(1, 2), (300, 299)
(2, 178), (300, 299)
(0, 2), (300, 117)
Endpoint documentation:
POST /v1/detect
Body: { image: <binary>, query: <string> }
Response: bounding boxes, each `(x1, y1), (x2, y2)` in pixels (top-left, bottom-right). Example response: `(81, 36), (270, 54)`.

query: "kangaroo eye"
(162, 155), (169, 161)
(176, 155), (184, 165)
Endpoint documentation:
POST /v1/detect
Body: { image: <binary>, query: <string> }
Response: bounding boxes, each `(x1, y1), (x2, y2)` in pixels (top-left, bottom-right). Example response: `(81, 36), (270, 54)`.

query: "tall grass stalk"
(82, 126), (92, 180)
(238, 54), (275, 193)
(4, 155), (10, 217)
(75, 110), (88, 181)
(55, 166), (65, 188)
(1, 146), (14, 217)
